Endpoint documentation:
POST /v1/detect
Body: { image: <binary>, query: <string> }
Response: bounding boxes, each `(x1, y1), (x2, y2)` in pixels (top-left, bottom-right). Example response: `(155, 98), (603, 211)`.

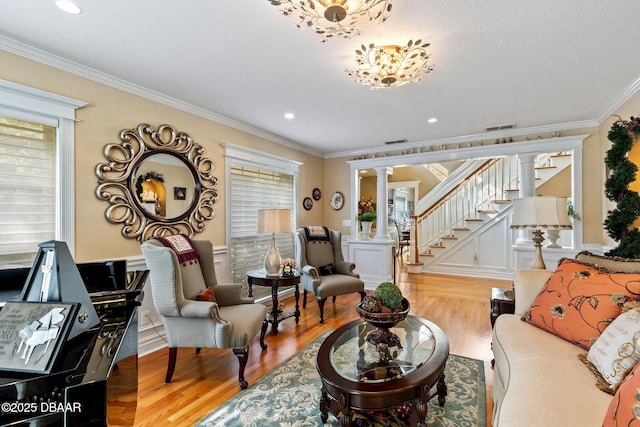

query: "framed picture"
(312, 188), (322, 201)
(174, 187), (186, 200)
(0, 301), (78, 374)
(303, 197), (313, 210)
(330, 191), (344, 210)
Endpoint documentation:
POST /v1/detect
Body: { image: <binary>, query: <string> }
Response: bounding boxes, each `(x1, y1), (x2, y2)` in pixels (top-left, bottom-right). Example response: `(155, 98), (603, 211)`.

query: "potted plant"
(358, 197), (376, 239)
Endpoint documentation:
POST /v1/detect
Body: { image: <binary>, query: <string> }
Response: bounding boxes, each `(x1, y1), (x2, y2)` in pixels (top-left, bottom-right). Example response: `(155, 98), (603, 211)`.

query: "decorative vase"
(360, 221), (373, 240)
(356, 298), (410, 348)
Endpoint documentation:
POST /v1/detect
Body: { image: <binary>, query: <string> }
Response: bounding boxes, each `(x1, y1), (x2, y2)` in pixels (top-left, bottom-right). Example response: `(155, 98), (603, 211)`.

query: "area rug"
(195, 330), (486, 427)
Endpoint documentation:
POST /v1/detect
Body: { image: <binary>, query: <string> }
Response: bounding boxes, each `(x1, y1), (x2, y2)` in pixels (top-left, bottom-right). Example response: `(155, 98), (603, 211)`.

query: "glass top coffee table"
(316, 315), (449, 427)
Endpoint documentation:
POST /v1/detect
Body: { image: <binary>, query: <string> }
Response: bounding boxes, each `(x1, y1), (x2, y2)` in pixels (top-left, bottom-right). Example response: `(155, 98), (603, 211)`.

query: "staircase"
(413, 151), (571, 278)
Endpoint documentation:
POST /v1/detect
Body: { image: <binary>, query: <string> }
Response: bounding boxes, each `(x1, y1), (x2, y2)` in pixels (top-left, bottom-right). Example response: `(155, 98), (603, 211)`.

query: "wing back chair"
(295, 226), (366, 323)
(141, 236), (267, 389)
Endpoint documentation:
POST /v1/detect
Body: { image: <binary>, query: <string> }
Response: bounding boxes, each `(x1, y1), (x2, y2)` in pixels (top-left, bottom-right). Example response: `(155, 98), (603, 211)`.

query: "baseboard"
(138, 322), (167, 357)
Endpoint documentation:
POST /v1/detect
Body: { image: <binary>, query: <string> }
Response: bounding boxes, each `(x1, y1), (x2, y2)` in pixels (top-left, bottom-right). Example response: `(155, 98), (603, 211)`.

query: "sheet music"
(40, 250), (54, 302)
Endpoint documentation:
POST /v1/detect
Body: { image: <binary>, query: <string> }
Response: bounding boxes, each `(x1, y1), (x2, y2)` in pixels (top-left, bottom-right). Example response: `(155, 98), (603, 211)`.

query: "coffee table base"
(319, 373), (447, 427)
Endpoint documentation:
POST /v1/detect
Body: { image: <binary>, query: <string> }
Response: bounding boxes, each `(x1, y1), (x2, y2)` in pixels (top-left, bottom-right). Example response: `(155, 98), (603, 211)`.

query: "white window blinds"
(0, 117), (56, 265)
(229, 165), (295, 297)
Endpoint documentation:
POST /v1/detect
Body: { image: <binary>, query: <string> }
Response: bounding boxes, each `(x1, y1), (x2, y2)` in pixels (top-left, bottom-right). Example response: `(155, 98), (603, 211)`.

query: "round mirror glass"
(132, 153), (197, 221)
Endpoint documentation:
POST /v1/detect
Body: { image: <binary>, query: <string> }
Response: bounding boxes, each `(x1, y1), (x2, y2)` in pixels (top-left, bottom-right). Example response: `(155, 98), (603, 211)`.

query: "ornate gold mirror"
(96, 123), (218, 241)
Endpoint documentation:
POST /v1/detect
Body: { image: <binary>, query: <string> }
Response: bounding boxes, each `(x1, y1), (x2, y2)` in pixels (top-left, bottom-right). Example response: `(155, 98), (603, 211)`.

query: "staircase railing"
(416, 155), (519, 251)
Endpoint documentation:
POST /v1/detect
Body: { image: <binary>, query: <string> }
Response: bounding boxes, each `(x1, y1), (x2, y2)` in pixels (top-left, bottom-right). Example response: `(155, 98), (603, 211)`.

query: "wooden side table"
(246, 269), (301, 338)
(490, 287), (515, 327)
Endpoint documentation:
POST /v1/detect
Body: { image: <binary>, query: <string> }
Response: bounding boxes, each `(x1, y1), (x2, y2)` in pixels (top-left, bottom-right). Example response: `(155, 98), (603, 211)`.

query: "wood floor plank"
(130, 268), (511, 426)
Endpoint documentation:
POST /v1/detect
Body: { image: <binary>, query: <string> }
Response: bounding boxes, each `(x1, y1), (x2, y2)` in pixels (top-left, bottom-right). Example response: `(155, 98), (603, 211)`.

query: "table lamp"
(510, 196), (572, 269)
(257, 208), (292, 276)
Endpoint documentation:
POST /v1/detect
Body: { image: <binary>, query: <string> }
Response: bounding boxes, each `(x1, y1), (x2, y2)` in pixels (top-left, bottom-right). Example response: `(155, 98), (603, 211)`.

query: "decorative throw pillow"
(196, 286), (216, 303)
(523, 258), (640, 349)
(318, 263), (336, 276)
(602, 361), (640, 426)
(581, 308), (640, 393)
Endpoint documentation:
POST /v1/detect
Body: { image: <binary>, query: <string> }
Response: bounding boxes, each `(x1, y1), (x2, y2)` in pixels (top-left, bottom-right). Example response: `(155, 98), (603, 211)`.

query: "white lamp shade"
(257, 209), (292, 234)
(510, 196), (573, 230)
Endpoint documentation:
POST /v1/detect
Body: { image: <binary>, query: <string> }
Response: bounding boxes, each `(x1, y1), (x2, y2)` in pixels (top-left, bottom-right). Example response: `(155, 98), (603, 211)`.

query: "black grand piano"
(0, 241), (147, 426)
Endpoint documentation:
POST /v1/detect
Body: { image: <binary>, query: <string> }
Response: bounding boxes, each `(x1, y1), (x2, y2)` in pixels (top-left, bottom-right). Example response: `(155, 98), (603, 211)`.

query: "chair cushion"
(523, 258), (640, 349)
(218, 304), (267, 348)
(315, 274), (364, 299)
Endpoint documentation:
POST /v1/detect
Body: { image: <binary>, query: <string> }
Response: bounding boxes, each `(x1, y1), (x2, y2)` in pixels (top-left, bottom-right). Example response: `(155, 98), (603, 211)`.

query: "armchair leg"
(317, 297), (327, 323)
(165, 347), (177, 383)
(303, 289), (308, 308)
(233, 345), (250, 389)
(332, 296), (336, 303)
(260, 320), (268, 350)
(195, 347), (201, 354)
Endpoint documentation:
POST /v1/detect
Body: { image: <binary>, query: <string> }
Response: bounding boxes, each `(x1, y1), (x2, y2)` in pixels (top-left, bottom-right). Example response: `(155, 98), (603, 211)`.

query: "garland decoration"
(604, 116), (640, 257)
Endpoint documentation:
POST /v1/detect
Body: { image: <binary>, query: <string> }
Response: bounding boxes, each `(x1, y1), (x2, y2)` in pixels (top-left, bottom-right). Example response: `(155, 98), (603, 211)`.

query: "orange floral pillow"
(603, 361), (640, 426)
(196, 286), (216, 303)
(523, 258), (640, 349)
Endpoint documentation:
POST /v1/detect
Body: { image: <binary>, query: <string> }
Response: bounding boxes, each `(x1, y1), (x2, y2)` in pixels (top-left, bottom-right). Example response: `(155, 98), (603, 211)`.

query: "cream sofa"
(491, 267), (613, 427)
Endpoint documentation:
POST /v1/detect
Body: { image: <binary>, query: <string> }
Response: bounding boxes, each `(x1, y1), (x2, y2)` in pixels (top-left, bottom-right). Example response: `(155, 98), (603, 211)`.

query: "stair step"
(442, 236), (457, 240)
(465, 218), (483, 222)
(504, 188), (519, 192)
(535, 166), (557, 170)
(491, 199), (511, 204)
(550, 153), (571, 158)
(478, 209), (498, 213)
(429, 245), (445, 249)
(420, 252), (434, 257)
(452, 227), (470, 231)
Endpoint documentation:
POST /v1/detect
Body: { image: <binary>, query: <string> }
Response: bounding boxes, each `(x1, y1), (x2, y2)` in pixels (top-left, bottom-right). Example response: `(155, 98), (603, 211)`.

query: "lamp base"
(264, 233), (281, 276)
(530, 229), (547, 270)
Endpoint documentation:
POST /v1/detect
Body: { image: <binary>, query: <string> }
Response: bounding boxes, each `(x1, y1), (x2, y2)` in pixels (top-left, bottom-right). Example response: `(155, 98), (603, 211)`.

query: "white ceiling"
(2, 1), (640, 156)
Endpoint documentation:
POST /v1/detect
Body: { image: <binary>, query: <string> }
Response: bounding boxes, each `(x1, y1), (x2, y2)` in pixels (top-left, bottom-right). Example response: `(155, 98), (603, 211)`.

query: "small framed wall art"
(330, 191), (344, 210)
(303, 197), (313, 210)
(312, 188), (322, 201)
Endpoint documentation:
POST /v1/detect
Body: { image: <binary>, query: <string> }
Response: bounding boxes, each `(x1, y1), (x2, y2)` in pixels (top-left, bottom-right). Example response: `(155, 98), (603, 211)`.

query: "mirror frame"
(96, 123), (218, 241)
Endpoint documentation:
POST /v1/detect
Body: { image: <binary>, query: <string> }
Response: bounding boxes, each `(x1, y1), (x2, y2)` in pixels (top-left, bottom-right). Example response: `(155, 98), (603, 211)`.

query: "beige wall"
(3, 48), (640, 257)
(1, 50), (324, 262)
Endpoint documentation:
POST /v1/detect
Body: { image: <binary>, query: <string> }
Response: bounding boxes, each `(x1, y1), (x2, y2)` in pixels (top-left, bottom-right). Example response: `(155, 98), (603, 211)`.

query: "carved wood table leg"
(437, 373), (447, 406)
(319, 388), (329, 423)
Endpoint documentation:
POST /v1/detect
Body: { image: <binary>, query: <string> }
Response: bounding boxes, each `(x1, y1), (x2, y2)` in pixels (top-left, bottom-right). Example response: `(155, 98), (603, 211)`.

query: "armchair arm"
(214, 283), (254, 306)
(302, 265), (320, 280)
(179, 299), (226, 322)
(335, 261), (358, 277)
(513, 269), (553, 316)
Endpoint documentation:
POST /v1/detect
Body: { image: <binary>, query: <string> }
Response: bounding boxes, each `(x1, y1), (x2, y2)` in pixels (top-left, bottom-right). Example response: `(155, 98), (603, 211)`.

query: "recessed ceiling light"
(56, 0), (82, 14)
(284, 112), (295, 120)
(427, 117), (438, 124)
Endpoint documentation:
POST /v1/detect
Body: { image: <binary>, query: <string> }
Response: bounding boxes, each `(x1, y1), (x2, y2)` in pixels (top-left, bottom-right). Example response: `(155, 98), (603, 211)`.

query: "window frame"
(0, 79), (86, 257)
(223, 142), (302, 293)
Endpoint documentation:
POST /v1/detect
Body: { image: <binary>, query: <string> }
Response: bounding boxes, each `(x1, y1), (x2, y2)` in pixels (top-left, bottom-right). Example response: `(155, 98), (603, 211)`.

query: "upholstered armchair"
(295, 226), (366, 323)
(141, 237), (267, 389)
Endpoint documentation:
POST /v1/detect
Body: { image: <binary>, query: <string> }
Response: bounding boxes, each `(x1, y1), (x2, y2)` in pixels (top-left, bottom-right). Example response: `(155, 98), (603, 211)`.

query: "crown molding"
(0, 35), (323, 158)
(595, 73), (640, 124)
(324, 120), (598, 159)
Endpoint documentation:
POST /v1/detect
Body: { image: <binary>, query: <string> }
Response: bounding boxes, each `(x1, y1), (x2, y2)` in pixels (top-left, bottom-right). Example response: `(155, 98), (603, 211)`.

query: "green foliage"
(603, 119), (640, 258)
(358, 211), (377, 222)
(374, 282), (404, 311)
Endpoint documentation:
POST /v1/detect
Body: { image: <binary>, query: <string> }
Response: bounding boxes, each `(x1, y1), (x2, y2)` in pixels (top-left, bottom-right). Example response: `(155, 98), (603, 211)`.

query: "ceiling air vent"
(485, 123), (516, 132)
(384, 138), (408, 145)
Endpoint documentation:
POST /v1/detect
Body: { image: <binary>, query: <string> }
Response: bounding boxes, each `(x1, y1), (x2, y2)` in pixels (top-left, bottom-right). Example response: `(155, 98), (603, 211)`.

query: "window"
(224, 143), (301, 301)
(0, 118), (56, 266)
(0, 80), (86, 267)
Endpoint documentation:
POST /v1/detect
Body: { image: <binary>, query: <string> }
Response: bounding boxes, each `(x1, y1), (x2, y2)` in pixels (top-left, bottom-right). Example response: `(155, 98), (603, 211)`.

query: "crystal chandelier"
(346, 39), (434, 89)
(268, 0), (393, 41)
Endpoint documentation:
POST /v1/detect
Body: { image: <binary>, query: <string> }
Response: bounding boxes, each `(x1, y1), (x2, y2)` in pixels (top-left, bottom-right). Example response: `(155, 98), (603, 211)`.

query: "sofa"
(492, 251), (640, 426)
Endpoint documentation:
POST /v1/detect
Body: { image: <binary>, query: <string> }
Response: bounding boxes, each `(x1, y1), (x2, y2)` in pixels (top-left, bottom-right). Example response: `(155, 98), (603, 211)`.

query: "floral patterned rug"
(195, 330), (486, 427)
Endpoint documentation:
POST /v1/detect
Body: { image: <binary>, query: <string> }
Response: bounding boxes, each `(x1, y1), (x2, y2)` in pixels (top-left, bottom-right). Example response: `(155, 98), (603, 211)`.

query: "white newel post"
(374, 167), (392, 240)
(516, 152), (537, 245)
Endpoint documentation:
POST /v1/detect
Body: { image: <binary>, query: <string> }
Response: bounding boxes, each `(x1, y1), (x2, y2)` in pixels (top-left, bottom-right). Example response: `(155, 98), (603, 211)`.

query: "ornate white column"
(516, 152), (538, 244)
(374, 167), (392, 240)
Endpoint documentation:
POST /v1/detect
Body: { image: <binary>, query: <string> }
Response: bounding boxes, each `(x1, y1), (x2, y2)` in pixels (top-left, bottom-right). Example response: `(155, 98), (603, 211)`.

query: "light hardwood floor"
(131, 267), (511, 426)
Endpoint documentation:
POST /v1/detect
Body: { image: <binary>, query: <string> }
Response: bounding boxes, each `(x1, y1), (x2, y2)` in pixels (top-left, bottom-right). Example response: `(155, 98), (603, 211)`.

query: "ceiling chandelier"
(346, 39), (434, 89)
(268, 0), (393, 41)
